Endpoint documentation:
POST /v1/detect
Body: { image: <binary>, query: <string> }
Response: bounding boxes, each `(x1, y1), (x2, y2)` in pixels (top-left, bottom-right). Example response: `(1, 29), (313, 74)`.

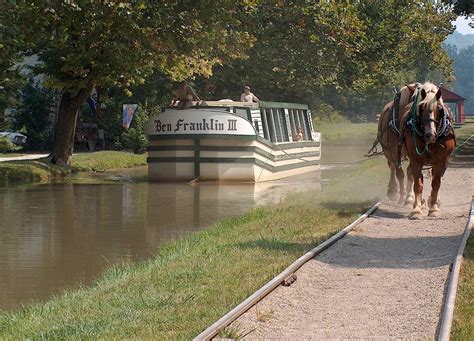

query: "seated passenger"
(171, 81), (201, 110)
(240, 86), (259, 103)
(294, 127), (304, 142)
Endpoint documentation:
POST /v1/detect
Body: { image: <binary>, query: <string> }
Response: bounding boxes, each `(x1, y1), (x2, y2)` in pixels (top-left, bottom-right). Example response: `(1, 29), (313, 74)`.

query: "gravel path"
(232, 166), (473, 340)
(0, 153), (49, 162)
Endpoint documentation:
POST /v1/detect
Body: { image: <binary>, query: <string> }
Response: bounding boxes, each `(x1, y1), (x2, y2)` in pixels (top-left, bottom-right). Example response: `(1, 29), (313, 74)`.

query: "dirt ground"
(231, 166), (473, 340)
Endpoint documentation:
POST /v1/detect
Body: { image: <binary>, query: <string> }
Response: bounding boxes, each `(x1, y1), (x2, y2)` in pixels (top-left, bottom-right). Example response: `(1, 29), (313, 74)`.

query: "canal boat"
(146, 100), (321, 182)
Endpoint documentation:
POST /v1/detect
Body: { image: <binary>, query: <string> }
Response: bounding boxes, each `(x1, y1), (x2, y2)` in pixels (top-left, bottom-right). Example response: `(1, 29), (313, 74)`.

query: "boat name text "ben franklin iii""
(154, 118), (238, 133)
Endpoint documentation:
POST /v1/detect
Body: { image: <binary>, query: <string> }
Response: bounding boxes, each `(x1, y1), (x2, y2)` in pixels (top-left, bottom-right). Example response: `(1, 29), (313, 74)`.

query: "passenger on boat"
(171, 81), (201, 110)
(240, 86), (259, 103)
(294, 127), (304, 142)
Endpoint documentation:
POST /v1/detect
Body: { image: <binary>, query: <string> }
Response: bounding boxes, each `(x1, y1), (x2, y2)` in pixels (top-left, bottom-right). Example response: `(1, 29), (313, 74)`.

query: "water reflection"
(0, 137), (375, 311)
(0, 174), (321, 311)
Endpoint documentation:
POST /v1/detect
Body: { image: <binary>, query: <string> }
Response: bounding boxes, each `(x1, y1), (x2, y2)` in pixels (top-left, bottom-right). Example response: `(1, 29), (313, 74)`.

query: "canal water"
(0, 138), (375, 311)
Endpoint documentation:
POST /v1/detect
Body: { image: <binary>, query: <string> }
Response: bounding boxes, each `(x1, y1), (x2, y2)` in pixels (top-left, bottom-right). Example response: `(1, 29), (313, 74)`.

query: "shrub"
(311, 102), (348, 124)
(0, 137), (16, 153)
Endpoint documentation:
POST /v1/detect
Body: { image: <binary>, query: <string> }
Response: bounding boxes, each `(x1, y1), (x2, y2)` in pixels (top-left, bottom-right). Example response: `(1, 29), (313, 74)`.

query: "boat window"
(302, 111), (312, 140)
(287, 109), (312, 141)
(254, 119), (260, 133)
(265, 109), (277, 142)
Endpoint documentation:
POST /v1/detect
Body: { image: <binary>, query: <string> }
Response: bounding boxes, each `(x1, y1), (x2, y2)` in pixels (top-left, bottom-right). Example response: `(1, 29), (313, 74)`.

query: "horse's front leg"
(410, 163), (424, 219)
(387, 161), (398, 201)
(404, 162), (415, 205)
(428, 164), (444, 217)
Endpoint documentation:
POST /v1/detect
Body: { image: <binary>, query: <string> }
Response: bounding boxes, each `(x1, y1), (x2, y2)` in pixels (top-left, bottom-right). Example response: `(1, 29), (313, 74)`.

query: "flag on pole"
(87, 85), (102, 117)
(122, 104), (138, 129)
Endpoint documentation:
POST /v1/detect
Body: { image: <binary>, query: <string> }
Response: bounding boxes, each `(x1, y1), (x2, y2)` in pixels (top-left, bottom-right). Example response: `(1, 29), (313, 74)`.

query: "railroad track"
(195, 200), (474, 340)
(194, 138), (473, 340)
(194, 202), (381, 340)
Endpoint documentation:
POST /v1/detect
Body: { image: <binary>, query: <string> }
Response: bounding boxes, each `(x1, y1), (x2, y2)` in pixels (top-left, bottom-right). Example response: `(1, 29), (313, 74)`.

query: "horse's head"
(417, 84), (444, 144)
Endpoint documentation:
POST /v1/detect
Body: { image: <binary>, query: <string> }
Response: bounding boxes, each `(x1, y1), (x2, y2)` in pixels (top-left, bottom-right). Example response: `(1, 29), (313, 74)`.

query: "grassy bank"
(0, 159), (388, 339)
(316, 121), (378, 141)
(0, 151), (147, 184)
(452, 232), (474, 340)
(451, 120), (474, 339)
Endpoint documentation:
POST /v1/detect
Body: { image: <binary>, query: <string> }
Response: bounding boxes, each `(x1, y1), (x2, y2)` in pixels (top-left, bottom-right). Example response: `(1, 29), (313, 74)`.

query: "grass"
(450, 119), (474, 339)
(0, 158), (389, 339)
(0, 151), (147, 184)
(451, 233), (474, 340)
(315, 121), (378, 141)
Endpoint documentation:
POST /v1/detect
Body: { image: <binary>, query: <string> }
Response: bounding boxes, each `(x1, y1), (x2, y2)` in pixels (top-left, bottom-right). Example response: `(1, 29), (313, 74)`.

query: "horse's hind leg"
(404, 162), (415, 205)
(387, 161), (398, 201)
(395, 164), (406, 205)
(428, 164), (444, 217)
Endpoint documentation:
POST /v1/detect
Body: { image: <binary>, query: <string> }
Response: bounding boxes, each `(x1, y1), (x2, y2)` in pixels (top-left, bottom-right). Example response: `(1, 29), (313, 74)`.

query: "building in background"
(440, 86), (466, 124)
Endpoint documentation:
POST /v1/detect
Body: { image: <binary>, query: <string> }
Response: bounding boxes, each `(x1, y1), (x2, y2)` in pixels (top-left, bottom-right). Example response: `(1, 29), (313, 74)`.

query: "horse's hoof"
(410, 207), (423, 219)
(410, 212), (424, 220)
(428, 209), (441, 218)
(397, 196), (405, 205)
(428, 204), (441, 217)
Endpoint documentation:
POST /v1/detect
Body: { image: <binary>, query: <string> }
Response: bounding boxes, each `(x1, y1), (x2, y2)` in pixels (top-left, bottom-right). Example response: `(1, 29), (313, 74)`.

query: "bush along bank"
(0, 158), (388, 339)
(0, 151), (147, 184)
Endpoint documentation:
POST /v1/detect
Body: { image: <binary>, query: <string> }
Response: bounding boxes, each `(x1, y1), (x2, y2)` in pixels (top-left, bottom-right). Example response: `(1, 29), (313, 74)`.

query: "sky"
(453, 16), (474, 34)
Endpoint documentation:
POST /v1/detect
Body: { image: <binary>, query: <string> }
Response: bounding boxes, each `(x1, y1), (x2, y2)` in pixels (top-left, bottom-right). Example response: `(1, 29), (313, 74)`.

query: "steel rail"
(194, 201), (381, 340)
(438, 198), (474, 341)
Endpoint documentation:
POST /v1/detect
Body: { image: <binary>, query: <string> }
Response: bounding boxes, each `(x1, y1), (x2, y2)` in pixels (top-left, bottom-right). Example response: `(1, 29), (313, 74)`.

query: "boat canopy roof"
(175, 100), (309, 111)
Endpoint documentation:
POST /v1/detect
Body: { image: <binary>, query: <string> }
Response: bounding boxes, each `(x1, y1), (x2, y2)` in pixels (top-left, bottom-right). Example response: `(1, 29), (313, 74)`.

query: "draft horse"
(376, 84), (417, 205)
(401, 82), (455, 218)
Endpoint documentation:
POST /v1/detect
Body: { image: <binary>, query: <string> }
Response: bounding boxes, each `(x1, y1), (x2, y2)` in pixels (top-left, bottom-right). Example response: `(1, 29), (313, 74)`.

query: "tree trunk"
(51, 85), (93, 166)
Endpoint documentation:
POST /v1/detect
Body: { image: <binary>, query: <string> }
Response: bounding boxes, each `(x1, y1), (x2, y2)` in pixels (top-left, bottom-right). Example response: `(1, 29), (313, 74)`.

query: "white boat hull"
(147, 136), (320, 182)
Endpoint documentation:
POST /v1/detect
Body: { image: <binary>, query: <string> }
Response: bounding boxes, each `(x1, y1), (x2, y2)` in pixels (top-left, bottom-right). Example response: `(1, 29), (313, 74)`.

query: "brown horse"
(377, 84), (417, 205)
(400, 82), (455, 218)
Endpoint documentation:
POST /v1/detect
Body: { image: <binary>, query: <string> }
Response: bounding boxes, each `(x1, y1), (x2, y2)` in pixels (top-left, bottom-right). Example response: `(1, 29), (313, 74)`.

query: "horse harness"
(405, 88), (454, 157)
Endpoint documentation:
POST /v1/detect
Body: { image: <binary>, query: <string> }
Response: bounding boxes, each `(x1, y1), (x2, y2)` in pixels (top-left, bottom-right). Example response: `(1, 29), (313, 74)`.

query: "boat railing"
(166, 100), (317, 144)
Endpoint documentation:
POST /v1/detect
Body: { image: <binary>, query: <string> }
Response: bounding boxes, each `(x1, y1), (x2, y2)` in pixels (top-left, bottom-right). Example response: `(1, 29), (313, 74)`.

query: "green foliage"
(196, 1), (455, 119)
(0, 6), (26, 113)
(0, 137), (16, 153)
(2, 1), (256, 162)
(122, 103), (159, 154)
(4, 1), (255, 92)
(311, 103), (347, 125)
(13, 80), (55, 150)
(443, 0), (474, 16)
(450, 45), (474, 113)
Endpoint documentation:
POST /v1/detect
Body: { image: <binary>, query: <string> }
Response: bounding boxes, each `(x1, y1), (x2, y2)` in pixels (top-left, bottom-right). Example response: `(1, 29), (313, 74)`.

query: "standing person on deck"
(171, 81), (201, 110)
(240, 85), (259, 103)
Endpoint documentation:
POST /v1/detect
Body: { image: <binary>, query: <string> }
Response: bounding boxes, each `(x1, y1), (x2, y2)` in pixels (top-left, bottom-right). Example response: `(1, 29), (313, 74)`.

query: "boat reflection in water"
(0, 171), (320, 311)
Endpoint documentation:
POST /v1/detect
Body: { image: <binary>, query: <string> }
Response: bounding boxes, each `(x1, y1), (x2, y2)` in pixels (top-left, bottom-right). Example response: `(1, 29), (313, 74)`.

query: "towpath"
(232, 164), (472, 339)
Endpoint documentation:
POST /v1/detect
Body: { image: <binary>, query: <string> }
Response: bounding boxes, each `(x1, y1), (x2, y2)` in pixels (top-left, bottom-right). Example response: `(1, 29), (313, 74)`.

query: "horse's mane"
(417, 82), (444, 114)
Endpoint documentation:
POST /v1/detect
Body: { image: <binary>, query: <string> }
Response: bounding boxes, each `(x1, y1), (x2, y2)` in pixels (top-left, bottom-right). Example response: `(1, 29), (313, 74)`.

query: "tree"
(443, 0), (474, 17)
(14, 80), (55, 150)
(0, 5), (25, 119)
(196, 1), (455, 119)
(4, 1), (255, 165)
(451, 45), (474, 113)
